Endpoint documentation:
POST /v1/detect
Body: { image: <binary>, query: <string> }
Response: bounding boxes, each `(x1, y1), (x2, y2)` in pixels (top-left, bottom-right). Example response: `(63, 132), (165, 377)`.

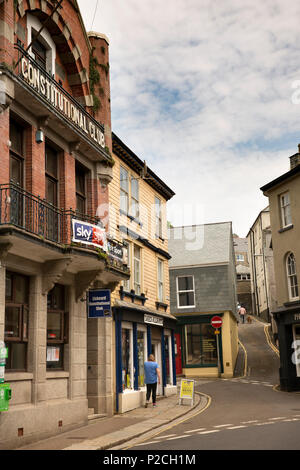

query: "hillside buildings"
(168, 223), (239, 379)
(261, 148), (300, 391)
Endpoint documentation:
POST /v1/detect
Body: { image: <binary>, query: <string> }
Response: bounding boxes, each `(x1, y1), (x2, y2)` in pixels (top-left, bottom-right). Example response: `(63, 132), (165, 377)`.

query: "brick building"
(0, 0), (129, 448)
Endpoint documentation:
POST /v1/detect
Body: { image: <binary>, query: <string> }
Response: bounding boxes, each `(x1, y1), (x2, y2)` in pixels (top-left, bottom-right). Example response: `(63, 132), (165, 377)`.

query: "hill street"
(125, 318), (300, 451)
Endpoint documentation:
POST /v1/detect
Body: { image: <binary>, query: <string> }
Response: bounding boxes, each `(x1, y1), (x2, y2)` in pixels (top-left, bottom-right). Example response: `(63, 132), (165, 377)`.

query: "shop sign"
(72, 219), (107, 250)
(107, 239), (124, 262)
(179, 379), (195, 406)
(144, 314), (164, 327)
(88, 289), (112, 318)
(20, 56), (105, 149)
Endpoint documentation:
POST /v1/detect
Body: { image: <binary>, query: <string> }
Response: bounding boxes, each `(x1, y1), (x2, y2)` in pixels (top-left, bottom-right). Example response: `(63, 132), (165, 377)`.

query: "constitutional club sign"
(20, 56), (105, 149)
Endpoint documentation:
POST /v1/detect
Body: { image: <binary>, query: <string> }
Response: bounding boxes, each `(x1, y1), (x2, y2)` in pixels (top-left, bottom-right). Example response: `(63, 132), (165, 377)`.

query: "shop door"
(152, 341), (162, 395)
(175, 333), (182, 375)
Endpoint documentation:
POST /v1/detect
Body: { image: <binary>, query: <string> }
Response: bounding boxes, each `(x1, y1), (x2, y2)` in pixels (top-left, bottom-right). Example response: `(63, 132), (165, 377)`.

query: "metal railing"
(0, 183), (64, 243)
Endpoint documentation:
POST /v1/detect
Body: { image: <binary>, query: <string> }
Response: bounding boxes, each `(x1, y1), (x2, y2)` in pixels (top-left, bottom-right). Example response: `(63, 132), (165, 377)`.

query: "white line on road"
(241, 420), (258, 424)
(213, 424), (234, 428)
(184, 428), (206, 433)
(227, 425), (247, 430)
(268, 417), (286, 421)
(255, 422), (276, 426)
(166, 435), (189, 441)
(153, 434), (177, 439)
(198, 430), (220, 435)
(135, 441), (160, 447)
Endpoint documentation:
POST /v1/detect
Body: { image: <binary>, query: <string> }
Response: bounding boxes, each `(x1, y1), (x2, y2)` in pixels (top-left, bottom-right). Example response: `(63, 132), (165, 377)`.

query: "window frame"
(46, 284), (68, 371)
(157, 258), (164, 302)
(286, 252), (299, 301)
(280, 191), (292, 228)
(5, 271), (30, 371)
(75, 161), (87, 215)
(133, 244), (142, 295)
(130, 176), (139, 219)
(120, 165), (129, 214)
(155, 196), (162, 238)
(176, 275), (196, 309)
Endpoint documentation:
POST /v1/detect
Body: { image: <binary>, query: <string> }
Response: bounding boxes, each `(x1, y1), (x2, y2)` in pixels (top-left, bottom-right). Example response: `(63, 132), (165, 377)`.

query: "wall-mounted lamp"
(36, 130), (44, 144)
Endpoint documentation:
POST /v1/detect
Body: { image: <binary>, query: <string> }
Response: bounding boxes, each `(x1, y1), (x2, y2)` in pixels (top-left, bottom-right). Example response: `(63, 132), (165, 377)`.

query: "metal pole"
(216, 330), (221, 378)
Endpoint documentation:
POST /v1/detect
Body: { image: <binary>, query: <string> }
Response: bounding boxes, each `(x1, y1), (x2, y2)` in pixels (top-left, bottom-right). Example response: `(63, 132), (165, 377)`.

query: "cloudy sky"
(78, 0), (300, 237)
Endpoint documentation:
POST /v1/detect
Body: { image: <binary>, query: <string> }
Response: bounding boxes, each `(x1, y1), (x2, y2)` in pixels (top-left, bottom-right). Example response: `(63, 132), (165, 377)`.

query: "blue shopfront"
(114, 302), (177, 413)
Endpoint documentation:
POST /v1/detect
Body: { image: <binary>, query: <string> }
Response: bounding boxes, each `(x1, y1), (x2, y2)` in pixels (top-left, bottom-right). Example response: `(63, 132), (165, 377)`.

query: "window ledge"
(119, 209), (143, 227)
(119, 286), (148, 305)
(278, 224), (293, 233)
(156, 301), (168, 312)
(5, 372), (33, 381)
(46, 371), (69, 379)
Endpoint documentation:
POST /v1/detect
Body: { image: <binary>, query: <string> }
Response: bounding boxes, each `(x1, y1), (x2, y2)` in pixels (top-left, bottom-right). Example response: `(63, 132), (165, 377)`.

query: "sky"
(77, 0), (300, 237)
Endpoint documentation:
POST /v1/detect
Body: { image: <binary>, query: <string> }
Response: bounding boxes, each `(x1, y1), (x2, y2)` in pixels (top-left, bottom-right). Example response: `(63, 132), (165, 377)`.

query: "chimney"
(88, 32), (112, 153)
(290, 145), (300, 170)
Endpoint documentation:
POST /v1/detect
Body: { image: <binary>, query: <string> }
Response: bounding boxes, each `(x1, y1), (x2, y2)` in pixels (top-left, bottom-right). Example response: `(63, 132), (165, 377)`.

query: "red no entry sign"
(211, 316), (223, 328)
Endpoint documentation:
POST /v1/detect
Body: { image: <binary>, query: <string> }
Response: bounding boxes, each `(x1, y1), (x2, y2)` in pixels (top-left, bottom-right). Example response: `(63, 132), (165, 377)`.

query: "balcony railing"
(0, 183), (100, 245)
(0, 184), (130, 275)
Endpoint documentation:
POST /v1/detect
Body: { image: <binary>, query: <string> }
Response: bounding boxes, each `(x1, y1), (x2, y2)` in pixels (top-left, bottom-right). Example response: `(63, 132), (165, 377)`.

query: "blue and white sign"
(72, 219), (107, 251)
(88, 289), (112, 318)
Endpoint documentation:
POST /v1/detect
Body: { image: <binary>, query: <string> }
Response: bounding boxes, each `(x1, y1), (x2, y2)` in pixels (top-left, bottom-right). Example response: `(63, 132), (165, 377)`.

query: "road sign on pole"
(211, 316), (223, 328)
(210, 317), (222, 377)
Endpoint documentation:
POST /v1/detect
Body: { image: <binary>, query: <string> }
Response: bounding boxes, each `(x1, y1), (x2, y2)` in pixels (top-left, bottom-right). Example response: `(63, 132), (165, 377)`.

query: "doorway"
(151, 340), (162, 395)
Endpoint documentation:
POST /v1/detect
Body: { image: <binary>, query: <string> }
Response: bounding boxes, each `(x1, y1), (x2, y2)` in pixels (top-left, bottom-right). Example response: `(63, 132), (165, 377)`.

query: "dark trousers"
(146, 383), (157, 404)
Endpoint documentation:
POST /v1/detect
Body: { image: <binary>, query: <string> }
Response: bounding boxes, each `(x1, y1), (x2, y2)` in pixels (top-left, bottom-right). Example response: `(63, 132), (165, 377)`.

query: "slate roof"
(168, 222), (233, 268)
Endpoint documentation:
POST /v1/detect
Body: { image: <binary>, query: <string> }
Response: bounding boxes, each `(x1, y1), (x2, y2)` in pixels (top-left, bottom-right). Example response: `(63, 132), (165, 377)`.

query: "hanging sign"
(88, 289), (112, 318)
(72, 219), (107, 250)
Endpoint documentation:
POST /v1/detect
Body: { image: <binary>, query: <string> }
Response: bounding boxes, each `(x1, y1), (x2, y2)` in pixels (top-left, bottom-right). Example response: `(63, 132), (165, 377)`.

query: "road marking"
(153, 434), (177, 439)
(255, 422), (275, 426)
(241, 420), (258, 424)
(227, 425), (247, 430)
(268, 417), (286, 421)
(213, 424), (233, 428)
(135, 441), (159, 447)
(283, 418), (300, 422)
(166, 435), (189, 441)
(198, 430), (220, 435)
(184, 428), (206, 433)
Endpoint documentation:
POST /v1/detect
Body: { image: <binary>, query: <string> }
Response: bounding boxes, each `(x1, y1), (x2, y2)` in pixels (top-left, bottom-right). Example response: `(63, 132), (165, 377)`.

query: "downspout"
(260, 215), (270, 323)
(250, 228), (260, 316)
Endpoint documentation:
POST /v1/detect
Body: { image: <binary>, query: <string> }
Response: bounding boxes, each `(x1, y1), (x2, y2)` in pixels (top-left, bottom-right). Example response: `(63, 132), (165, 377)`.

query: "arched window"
(287, 253), (299, 300)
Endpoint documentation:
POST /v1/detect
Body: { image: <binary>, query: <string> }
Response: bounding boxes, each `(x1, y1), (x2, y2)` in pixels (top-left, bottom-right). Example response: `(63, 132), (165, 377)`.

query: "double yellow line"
(264, 324), (280, 357)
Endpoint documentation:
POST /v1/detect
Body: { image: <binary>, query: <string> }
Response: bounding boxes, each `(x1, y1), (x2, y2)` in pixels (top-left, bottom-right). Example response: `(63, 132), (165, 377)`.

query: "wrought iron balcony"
(0, 183), (130, 275)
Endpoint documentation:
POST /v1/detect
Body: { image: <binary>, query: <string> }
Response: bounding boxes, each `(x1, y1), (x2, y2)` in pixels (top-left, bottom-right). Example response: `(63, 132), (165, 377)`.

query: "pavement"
(17, 320), (251, 451)
(17, 381), (210, 451)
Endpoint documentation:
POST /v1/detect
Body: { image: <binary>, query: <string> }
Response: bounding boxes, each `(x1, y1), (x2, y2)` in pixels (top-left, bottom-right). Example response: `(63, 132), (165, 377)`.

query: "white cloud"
(78, 0), (300, 236)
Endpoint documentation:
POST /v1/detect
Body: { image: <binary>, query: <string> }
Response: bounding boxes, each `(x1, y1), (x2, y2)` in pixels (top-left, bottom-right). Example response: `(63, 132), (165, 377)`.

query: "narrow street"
(128, 318), (300, 451)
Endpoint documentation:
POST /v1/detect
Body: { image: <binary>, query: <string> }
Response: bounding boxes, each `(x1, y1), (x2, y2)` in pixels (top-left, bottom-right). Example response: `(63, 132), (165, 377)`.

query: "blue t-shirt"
(144, 361), (159, 384)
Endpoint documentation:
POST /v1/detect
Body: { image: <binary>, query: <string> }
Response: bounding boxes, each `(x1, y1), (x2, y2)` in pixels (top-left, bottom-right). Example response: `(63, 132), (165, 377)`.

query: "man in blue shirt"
(144, 354), (161, 408)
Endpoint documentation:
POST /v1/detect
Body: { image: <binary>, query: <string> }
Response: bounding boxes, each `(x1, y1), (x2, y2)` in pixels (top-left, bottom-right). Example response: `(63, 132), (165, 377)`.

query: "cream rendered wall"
(108, 154), (170, 311)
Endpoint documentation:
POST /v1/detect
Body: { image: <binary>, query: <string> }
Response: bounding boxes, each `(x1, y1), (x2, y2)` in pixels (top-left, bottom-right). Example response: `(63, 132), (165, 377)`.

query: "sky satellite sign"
(72, 219), (107, 251)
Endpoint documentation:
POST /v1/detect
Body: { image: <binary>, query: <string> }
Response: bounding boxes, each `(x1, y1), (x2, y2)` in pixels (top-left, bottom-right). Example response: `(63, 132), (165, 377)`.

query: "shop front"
(273, 303), (300, 392)
(114, 301), (177, 413)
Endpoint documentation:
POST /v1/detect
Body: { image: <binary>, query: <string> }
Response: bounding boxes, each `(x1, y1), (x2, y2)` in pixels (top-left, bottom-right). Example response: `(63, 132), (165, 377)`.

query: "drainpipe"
(250, 228), (260, 317)
(260, 216), (270, 323)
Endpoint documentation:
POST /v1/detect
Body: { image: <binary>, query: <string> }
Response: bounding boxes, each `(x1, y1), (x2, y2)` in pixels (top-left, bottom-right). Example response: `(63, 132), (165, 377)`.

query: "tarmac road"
(127, 318), (300, 451)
